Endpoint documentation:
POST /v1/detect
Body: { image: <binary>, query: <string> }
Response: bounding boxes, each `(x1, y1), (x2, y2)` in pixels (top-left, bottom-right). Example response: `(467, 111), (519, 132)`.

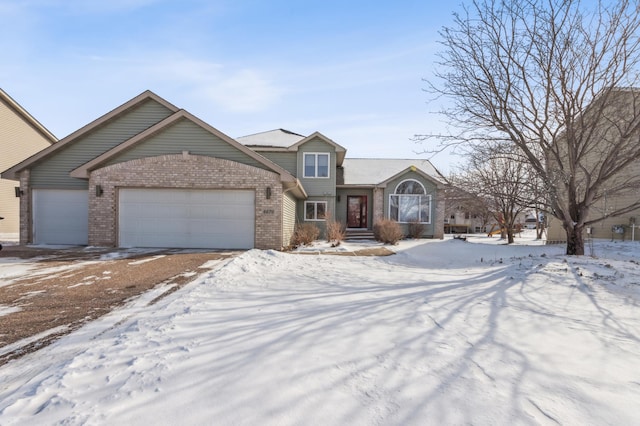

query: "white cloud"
(200, 69), (281, 112)
(121, 55), (282, 113)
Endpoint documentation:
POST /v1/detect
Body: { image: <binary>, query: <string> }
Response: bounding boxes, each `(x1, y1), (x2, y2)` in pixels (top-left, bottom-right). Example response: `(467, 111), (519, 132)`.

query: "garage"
(32, 189), (89, 245)
(118, 188), (255, 249)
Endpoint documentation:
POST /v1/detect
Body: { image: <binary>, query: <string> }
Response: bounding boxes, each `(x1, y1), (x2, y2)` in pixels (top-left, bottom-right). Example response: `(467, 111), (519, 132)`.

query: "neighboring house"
(1, 91), (445, 250)
(0, 89), (57, 236)
(441, 185), (495, 234)
(546, 88), (640, 243)
(445, 210), (495, 234)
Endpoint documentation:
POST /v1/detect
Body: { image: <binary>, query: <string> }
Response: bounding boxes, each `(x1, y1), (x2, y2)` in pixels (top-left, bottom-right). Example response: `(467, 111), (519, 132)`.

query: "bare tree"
(519, 160), (549, 240)
(451, 144), (530, 243)
(422, 0), (640, 255)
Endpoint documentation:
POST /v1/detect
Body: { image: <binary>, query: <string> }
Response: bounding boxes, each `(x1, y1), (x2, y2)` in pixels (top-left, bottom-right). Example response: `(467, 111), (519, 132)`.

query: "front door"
(347, 196), (367, 228)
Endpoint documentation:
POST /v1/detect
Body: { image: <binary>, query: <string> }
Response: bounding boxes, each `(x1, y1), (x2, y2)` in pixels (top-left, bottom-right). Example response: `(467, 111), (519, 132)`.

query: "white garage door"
(33, 189), (89, 245)
(119, 188), (255, 249)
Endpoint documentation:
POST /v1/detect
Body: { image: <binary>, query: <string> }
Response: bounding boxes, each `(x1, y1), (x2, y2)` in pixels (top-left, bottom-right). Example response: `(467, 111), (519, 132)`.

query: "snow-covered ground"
(1, 232), (640, 425)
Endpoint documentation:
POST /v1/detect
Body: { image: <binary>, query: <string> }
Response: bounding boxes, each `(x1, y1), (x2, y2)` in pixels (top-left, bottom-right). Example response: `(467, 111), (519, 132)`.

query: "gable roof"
(290, 131), (347, 165)
(237, 129), (306, 148)
(237, 129), (347, 165)
(1, 90), (179, 180)
(289, 131), (346, 152)
(339, 158), (446, 187)
(0, 88), (57, 144)
(70, 109), (301, 187)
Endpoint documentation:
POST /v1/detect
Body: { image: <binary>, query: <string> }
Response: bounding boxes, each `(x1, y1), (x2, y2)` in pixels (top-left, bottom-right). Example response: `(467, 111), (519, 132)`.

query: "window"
(305, 201), (327, 221)
(389, 179), (431, 223)
(303, 153), (329, 178)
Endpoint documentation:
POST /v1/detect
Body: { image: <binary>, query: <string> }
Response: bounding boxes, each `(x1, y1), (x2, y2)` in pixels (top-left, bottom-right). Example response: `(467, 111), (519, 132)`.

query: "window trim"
(304, 200), (328, 221)
(303, 152), (330, 178)
(388, 179), (432, 224)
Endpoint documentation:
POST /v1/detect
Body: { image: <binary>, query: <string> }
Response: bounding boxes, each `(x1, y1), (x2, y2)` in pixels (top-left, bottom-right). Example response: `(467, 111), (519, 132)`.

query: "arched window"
(389, 179), (431, 223)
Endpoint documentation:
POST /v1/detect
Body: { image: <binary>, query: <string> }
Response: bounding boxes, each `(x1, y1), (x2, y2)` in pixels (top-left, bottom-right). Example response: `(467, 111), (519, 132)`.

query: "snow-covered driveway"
(1, 237), (639, 425)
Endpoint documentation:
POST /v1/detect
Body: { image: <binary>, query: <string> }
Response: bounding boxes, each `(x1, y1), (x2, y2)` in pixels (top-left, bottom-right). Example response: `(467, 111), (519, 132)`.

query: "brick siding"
(373, 187), (384, 224)
(18, 169), (31, 245)
(434, 195), (445, 239)
(88, 153), (283, 249)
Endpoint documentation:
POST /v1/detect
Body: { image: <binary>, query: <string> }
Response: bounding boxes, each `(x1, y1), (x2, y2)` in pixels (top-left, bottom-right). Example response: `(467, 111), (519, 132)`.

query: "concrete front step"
(344, 229), (376, 241)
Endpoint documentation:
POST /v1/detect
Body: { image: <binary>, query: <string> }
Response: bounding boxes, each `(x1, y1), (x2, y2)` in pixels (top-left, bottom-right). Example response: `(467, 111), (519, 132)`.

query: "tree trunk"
(565, 225), (585, 255)
(534, 206), (543, 240)
(506, 226), (515, 244)
(536, 223), (545, 240)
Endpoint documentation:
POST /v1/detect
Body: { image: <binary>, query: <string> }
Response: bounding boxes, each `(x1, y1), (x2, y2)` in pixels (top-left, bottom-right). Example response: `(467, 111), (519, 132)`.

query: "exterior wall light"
(96, 185), (104, 197)
(266, 187), (272, 199)
(14, 187), (23, 197)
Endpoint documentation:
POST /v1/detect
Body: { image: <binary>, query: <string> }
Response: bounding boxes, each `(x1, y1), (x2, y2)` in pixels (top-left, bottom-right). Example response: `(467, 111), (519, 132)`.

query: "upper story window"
(389, 179), (431, 224)
(304, 153), (329, 178)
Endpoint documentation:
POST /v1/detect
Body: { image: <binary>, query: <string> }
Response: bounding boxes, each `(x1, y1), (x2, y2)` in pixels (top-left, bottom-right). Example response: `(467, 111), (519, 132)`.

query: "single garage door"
(33, 189), (89, 245)
(119, 188), (255, 249)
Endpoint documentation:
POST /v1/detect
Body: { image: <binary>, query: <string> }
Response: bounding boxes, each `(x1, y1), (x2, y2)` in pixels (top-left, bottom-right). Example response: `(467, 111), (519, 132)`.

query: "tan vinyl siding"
(0, 98), (53, 233)
(297, 137), (337, 196)
(282, 191), (297, 247)
(548, 188), (640, 242)
(546, 90), (640, 244)
(0, 102), (52, 168)
(0, 180), (20, 233)
(30, 99), (173, 189)
(106, 118), (268, 170)
(259, 151), (297, 176)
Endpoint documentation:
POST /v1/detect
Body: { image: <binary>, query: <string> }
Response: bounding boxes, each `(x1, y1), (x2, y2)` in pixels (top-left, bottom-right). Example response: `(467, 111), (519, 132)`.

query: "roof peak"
(238, 128), (306, 139)
(0, 88), (58, 143)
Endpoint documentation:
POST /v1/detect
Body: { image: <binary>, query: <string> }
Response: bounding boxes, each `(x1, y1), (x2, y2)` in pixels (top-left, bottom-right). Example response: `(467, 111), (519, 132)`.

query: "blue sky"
(1, 0), (458, 172)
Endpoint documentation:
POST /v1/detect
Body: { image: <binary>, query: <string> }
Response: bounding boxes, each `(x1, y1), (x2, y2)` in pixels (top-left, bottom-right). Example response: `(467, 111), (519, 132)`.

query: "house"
(445, 210), (495, 234)
(1, 91), (445, 250)
(546, 88), (640, 243)
(0, 89), (57, 236)
(441, 185), (496, 234)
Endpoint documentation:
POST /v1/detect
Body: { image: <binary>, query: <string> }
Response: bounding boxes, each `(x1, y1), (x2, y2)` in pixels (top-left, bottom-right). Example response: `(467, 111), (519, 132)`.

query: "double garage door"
(118, 188), (255, 249)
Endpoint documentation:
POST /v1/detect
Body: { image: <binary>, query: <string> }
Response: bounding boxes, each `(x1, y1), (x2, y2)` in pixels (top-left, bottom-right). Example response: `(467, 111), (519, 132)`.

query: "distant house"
(0, 89), (56, 236)
(441, 185), (495, 234)
(2, 91), (445, 249)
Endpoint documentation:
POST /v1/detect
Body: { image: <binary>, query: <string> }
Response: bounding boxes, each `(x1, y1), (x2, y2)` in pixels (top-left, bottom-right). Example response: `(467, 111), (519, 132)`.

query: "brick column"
(19, 169), (32, 245)
(373, 187), (385, 223)
(434, 193), (445, 239)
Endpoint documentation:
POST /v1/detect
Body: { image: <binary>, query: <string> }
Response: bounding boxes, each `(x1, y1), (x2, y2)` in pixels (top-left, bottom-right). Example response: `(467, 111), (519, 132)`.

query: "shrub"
(407, 220), (425, 239)
(326, 216), (346, 246)
(291, 223), (320, 246)
(373, 219), (404, 245)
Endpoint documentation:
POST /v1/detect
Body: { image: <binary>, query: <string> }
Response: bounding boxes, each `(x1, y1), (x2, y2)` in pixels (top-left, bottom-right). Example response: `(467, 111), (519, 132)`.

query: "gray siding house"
(2, 91), (445, 250)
